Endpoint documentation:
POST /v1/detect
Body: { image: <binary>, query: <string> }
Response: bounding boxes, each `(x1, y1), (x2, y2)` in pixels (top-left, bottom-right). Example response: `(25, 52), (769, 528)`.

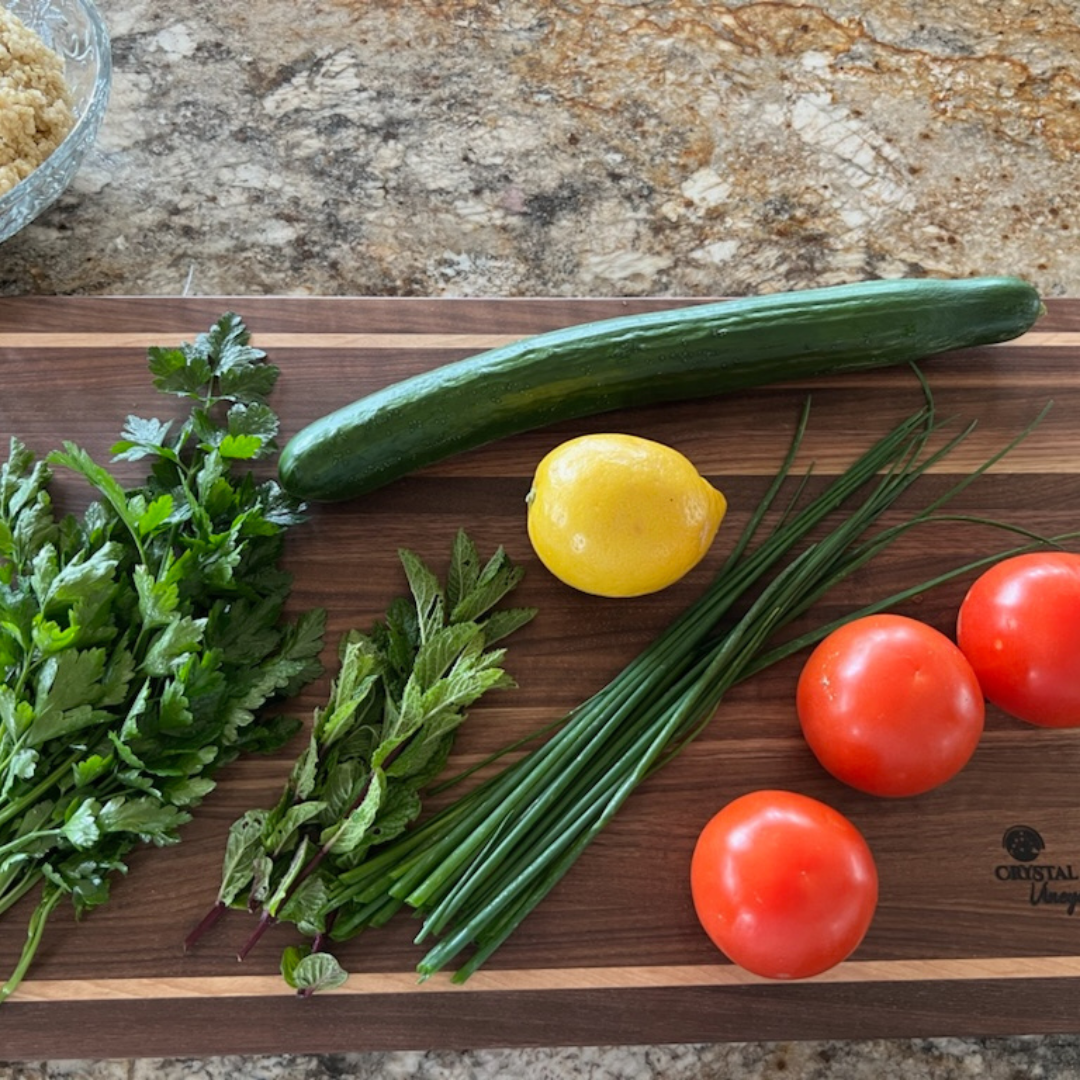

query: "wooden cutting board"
(1, 295), (1079, 1060)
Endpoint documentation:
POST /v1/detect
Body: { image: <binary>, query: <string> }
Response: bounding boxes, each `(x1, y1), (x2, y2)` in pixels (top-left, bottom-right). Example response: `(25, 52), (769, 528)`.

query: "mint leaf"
(265, 838), (313, 917)
(265, 800), (328, 856)
(280, 943), (304, 988)
(369, 782), (423, 843)
(322, 768), (386, 856)
(449, 546), (526, 624)
(480, 606), (538, 646)
(446, 528), (481, 613)
(216, 809), (268, 907)
(317, 759), (367, 823)
(277, 874), (331, 936)
(399, 548), (443, 645)
(281, 945), (348, 994)
(409, 622), (483, 692)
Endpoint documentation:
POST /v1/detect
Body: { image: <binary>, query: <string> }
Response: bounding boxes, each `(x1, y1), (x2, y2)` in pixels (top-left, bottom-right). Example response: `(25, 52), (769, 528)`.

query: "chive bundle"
(321, 384), (1059, 982)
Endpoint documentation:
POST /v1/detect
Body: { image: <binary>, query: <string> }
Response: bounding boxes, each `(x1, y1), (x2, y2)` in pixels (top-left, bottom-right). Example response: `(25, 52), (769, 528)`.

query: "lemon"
(525, 433), (728, 597)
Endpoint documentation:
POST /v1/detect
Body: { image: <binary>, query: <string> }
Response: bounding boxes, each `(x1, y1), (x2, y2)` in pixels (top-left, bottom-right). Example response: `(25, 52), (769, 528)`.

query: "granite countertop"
(2, 0), (1079, 297)
(4, 1), (1080, 1078)
(11, 1038), (1080, 1080)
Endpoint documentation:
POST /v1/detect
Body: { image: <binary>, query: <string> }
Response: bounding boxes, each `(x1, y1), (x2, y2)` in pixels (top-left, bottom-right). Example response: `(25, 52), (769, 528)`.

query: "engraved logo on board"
(1003, 824), (1045, 862)
(994, 824), (1080, 915)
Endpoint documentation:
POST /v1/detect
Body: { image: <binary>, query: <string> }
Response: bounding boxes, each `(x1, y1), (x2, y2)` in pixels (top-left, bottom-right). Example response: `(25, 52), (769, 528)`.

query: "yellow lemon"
(525, 433), (728, 597)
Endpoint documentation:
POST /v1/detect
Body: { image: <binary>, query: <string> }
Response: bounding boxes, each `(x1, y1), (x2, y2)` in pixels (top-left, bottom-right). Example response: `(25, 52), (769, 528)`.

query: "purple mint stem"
(183, 900), (226, 953)
(236, 909), (275, 961)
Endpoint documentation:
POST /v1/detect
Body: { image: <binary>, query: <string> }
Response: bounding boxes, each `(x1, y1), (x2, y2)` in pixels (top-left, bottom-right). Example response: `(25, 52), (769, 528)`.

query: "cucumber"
(279, 276), (1042, 502)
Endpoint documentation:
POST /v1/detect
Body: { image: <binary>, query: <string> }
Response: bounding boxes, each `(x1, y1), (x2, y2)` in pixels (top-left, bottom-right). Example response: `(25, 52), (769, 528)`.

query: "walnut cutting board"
(1, 295), (1079, 1060)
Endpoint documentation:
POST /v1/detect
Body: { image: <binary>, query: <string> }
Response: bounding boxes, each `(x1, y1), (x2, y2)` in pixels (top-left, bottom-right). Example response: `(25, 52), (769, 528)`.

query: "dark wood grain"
(1, 296), (1079, 1058)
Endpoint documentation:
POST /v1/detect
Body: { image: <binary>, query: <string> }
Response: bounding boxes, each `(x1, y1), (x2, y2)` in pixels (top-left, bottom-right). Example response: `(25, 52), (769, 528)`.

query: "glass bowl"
(0, 0), (112, 244)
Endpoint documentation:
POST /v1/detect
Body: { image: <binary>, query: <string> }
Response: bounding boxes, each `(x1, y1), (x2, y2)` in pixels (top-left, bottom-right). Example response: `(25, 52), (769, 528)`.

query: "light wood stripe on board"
(13, 956), (1080, 1002)
(0, 333), (520, 350)
(0, 330), (1076, 351)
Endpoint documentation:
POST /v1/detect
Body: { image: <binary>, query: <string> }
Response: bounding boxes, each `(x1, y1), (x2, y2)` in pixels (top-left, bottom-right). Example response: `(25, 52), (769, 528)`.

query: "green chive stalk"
(323, 386), (1069, 982)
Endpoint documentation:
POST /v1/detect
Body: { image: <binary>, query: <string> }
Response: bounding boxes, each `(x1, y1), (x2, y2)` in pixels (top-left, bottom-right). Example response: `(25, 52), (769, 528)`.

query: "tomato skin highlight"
(796, 614), (984, 798)
(957, 552), (1080, 728)
(690, 790), (878, 980)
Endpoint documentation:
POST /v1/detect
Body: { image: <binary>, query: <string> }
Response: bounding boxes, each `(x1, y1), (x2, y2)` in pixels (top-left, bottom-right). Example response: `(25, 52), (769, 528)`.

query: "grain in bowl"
(0, 6), (75, 197)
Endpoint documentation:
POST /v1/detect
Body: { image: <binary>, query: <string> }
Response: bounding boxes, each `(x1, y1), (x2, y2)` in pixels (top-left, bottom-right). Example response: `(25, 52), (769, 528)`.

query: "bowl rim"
(0, 0), (113, 220)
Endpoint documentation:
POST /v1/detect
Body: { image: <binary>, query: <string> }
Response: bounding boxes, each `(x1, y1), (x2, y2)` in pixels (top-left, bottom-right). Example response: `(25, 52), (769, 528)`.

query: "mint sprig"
(187, 529), (536, 994)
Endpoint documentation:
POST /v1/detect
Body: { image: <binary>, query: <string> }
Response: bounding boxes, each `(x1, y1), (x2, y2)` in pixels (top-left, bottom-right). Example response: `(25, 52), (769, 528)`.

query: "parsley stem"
(0, 829), (60, 860)
(0, 754), (77, 830)
(0, 882), (63, 1004)
(0, 870), (41, 918)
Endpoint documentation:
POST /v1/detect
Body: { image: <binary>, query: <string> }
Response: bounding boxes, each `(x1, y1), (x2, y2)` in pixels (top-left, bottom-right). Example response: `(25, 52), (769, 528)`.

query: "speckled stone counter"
(4, 2), (1080, 1078)
(9, 1038), (1080, 1080)
(1, 0), (1079, 297)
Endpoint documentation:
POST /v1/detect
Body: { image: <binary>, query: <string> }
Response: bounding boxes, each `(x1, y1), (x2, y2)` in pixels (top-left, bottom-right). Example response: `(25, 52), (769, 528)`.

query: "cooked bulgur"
(0, 7), (75, 197)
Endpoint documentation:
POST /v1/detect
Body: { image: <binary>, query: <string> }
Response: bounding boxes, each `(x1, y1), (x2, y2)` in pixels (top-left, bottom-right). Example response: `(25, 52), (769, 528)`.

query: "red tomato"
(690, 790), (878, 979)
(956, 552), (1080, 728)
(796, 613), (984, 797)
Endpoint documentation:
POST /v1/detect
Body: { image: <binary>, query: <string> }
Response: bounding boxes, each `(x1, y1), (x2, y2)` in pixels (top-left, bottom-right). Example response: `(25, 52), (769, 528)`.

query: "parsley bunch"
(0, 314), (325, 1003)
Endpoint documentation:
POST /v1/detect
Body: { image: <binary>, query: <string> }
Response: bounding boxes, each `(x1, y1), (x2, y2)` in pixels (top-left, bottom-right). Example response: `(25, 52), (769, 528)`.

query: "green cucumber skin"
(279, 276), (1043, 503)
